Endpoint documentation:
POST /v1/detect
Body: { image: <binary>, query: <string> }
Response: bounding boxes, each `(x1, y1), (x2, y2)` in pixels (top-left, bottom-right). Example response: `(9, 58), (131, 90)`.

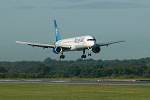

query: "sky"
(0, 0), (150, 61)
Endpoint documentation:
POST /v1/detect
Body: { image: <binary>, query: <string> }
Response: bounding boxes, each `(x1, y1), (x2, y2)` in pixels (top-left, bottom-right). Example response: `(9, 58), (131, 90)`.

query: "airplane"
(16, 20), (125, 59)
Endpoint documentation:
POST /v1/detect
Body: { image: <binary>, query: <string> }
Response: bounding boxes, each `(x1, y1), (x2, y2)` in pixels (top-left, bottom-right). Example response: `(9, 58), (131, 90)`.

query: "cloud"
(50, 1), (150, 9)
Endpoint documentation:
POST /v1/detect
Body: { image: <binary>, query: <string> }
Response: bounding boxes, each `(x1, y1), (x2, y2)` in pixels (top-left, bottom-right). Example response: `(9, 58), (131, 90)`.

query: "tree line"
(0, 57), (150, 78)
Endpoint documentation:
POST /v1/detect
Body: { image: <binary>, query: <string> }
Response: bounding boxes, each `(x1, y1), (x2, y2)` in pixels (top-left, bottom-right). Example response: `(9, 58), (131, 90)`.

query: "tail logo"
(56, 29), (58, 36)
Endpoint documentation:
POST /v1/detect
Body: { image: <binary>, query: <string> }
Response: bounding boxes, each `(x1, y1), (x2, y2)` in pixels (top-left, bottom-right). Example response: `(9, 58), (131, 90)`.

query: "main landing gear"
(60, 48), (92, 59)
(81, 48), (92, 59)
(60, 52), (65, 59)
(81, 49), (86, 59)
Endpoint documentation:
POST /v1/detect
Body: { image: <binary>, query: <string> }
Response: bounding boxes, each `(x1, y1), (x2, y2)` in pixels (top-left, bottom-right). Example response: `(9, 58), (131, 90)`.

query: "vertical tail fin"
(54, 20), (61, 42)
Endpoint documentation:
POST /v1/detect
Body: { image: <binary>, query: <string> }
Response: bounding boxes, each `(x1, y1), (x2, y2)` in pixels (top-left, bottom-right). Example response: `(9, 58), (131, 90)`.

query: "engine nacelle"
(53, 46), (62, 54)
(92, 45), (101, 53)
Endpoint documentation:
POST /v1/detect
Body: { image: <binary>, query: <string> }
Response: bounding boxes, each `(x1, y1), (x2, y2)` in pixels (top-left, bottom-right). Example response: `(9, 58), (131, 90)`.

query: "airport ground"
(0, 83), (150, 100)
(0, 78), (150, 100)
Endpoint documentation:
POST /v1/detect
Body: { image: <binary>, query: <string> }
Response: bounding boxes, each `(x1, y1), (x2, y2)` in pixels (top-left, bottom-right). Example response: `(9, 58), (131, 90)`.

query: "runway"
(0, 80), (150, 86)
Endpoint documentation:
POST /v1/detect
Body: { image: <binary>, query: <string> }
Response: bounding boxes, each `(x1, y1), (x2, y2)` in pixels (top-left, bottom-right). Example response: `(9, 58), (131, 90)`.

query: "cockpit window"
(87, 39), (96, 41)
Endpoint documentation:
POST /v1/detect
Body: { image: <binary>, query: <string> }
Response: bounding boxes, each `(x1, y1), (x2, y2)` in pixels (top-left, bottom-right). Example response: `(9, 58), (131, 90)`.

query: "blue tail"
(54, 20), (61, 42)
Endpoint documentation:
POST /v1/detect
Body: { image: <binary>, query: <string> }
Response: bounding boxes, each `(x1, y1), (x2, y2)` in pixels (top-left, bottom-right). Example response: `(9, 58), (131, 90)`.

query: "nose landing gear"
(88, 47), (92, 56)
(88, 53), (91, 56)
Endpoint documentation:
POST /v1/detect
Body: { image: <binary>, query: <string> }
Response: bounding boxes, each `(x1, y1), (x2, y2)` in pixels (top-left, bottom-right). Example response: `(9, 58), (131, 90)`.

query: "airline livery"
(16, 20), (125, 59)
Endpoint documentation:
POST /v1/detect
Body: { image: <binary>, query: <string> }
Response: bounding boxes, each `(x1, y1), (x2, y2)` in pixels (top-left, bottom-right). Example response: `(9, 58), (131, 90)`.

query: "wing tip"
(16, 41), (20, 43)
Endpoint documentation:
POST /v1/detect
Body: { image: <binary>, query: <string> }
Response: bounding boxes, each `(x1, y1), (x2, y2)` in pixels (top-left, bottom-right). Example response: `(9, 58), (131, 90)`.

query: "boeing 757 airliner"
(16, 20), (125, 59)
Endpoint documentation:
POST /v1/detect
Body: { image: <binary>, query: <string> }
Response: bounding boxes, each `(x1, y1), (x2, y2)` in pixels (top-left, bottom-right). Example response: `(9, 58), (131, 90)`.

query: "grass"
(1, 78), (150, 81)
(0, 83), (150, 100)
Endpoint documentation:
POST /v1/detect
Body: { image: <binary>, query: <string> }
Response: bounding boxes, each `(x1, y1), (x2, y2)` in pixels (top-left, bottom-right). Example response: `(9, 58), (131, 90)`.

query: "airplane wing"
(98, 40), (125, 47)
(16, 41), (55, 48)
(16, 41), (71, 49)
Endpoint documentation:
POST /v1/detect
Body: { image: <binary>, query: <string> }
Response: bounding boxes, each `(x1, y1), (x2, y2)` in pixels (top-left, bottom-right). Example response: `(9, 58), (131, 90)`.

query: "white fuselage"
(55, 35), (96, 51)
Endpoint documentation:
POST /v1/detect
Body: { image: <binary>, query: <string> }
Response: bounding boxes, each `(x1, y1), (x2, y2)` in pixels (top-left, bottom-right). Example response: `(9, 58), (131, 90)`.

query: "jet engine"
(92, 45), (101, 53)
(53, 46), (62, 54)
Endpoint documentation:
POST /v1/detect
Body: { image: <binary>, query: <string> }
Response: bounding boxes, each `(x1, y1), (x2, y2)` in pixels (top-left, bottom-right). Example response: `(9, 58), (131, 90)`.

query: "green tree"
(5, 71), (19, 78)
(90, 64), (103, 78)
(35, 64), (49, 78)
(103, 68), (113, 77)
(67, 64), (82, 77)
(0, 65), (8, 73)
(52, 71), (65, 78)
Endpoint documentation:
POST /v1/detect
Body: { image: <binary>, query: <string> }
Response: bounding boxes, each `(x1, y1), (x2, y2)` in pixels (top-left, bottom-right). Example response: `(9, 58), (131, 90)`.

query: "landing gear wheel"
(81, 55), (86, 59)
(88, 53), (91, 56)
(84, 55), (86, 58)
(60, 55), (65, 59)
(62, 55), (65, 59)
(81, 55), (84, 58)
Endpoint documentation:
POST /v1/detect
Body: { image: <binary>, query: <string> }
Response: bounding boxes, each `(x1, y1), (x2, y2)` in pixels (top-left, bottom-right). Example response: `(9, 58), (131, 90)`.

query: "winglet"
(54, 20), (61, 42)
